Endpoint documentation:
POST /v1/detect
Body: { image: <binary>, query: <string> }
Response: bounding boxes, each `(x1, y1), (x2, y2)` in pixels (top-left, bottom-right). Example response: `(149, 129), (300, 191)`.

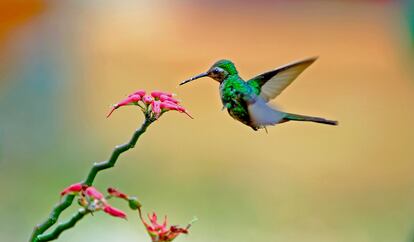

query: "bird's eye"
(212, 68), (220, 74)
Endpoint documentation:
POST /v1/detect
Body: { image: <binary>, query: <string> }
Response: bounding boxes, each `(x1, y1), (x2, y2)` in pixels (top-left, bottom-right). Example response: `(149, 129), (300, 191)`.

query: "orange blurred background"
(0, 1), (413, 242)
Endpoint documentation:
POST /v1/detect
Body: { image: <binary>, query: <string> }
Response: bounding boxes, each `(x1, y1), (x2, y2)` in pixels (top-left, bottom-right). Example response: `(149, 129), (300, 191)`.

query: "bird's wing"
(247, 57), (317, 102)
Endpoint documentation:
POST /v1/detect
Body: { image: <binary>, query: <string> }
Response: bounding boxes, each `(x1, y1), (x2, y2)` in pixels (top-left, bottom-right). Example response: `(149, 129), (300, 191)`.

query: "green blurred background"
(1, 1), (414, 241)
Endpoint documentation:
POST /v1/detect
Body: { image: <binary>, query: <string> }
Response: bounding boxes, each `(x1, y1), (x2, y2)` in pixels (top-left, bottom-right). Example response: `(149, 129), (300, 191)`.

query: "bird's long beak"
(179, 72), (209, 86)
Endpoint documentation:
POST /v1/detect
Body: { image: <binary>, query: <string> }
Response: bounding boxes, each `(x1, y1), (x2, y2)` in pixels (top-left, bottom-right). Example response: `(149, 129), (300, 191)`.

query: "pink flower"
(84, 186), (104, 200)
(142, 95), (154, 105)
(107, 94), (142, 118)
(151, 90), (173, 99)
(103, 205), (127, 219)
(140, 212), (190, 242)
(107, 89), (193, 120)
(107, 187), (128, 200)
(60, 183), (83, 196)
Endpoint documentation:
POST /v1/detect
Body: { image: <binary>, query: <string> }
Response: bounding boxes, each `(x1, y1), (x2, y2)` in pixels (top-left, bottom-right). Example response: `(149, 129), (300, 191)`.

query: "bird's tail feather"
(284, 113), (338, 126)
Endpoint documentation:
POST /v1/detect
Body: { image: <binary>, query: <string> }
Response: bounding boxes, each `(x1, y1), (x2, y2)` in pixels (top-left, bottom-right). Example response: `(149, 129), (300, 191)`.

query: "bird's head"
(179, 59), (238, 86)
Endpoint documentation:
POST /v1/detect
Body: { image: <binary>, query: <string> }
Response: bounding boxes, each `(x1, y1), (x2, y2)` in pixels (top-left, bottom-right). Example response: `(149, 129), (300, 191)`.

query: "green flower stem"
(30, 195), (76, 242)
(30, 117), (154, 242)
(84, 117), (153, 185)
(37, 208), (89, 241)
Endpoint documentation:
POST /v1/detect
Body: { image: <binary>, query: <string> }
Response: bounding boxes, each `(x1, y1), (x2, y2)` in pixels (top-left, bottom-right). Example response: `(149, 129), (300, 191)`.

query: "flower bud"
(159, 95), (179, 104)
(151, 90), (173, 99)
(103, 205), (127, 219)
(160, 101), (178, 110)
(151, 100), (162, 119)
(85, 186), (104, 200)
(129, 94), (142, 102)
(130, 89), (146, 97)
(60, 183), (83, 196)
(107, 187), (128, 200)
(142, 95), (154, 105)
(128, 196), (142, 210)
(107, 95), (142, 117)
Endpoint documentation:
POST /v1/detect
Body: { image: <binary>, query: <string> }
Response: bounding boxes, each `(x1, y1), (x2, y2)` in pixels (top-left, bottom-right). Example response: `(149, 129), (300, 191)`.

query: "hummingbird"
(179, 57), (337, 131)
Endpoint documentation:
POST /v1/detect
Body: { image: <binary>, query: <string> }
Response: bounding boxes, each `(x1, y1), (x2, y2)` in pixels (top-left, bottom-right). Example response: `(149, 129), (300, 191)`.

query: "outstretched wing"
(247, 57), (317, 102)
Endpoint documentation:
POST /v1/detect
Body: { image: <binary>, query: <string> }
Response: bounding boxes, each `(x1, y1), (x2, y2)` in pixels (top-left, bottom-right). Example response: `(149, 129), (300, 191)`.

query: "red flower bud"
(103, 205), (127, 219)
(60, 183), (83, 196)
(107, 187), (128, 200)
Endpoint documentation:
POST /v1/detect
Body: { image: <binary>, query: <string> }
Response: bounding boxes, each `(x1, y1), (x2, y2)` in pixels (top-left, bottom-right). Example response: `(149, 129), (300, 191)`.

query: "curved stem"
(30, 195), (76, 242)
(30, 118), (154, 242)
(37, 209), (89, 241)
(84, 117), (153, 185)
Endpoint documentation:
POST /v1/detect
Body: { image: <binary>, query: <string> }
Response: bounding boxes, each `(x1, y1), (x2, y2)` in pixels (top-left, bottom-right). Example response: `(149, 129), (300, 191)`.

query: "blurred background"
(1, 0), (414, 241)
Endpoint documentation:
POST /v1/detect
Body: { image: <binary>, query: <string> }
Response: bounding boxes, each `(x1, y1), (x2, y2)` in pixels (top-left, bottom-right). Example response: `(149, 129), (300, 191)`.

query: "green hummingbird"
(179, 57), (338, 131)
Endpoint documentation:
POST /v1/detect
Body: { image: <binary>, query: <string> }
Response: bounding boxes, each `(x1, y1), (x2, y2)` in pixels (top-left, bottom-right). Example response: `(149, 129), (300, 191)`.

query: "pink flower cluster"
(107, 89), (193, 119)
(61, 183), (128, 219)
(140, 212), (192, 242)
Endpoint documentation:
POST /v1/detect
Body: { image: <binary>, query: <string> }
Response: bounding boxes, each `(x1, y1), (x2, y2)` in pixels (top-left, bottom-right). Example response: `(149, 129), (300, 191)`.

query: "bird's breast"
(219, 86), (251, 126)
